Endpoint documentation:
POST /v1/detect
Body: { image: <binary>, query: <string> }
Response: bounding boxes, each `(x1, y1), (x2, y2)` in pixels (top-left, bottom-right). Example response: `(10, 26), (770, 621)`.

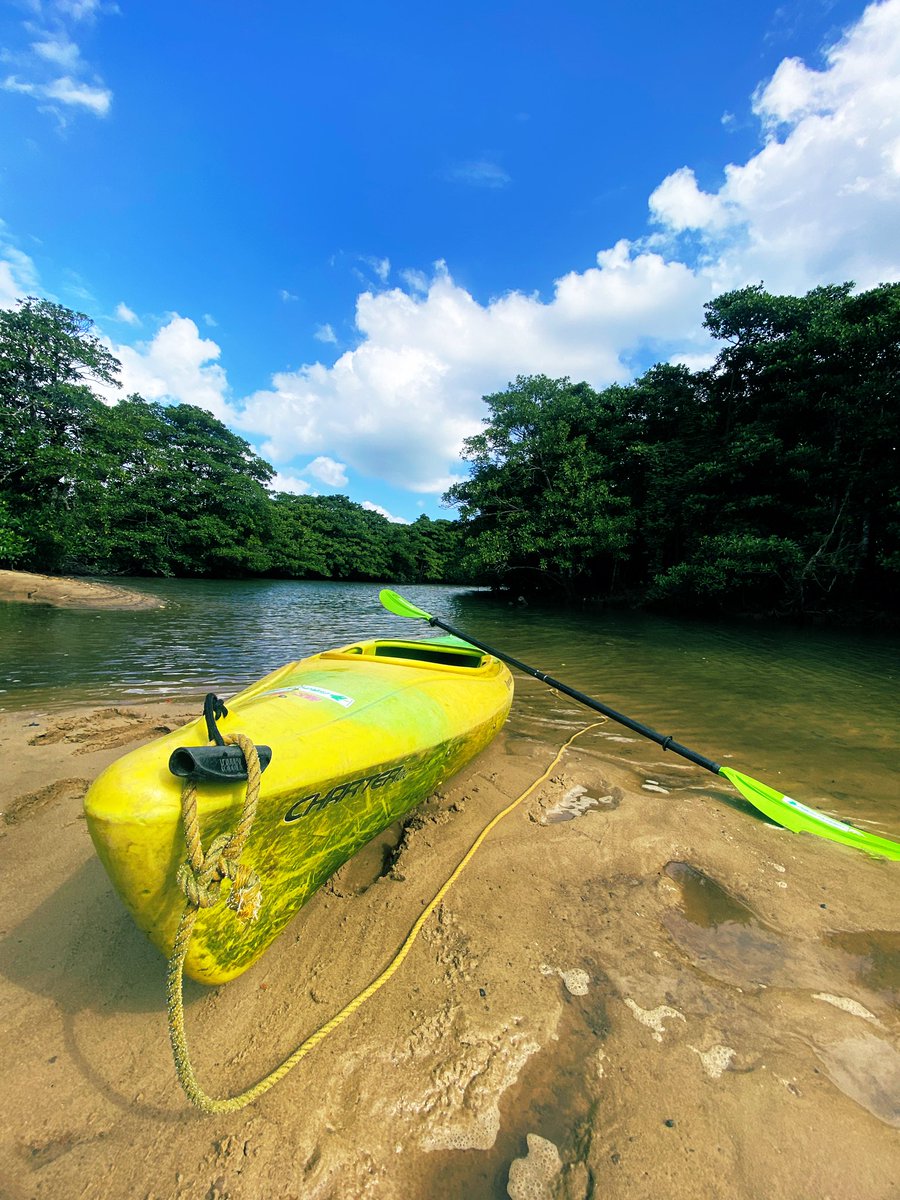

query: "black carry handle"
(168, 743), (273, 782)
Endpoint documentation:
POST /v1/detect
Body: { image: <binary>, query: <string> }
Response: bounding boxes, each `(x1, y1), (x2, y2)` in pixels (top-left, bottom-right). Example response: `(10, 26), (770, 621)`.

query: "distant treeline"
(448, 282), (900, 620)
(0, 298), (464, 583)
(2, 284), (898, 620)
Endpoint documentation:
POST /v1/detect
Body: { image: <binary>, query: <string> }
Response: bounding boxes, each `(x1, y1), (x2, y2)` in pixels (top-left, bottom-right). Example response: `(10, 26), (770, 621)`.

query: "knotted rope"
(166, 731), (266, 1111)
(166, 722), (605, 1113)
(174, 730), (263, 921)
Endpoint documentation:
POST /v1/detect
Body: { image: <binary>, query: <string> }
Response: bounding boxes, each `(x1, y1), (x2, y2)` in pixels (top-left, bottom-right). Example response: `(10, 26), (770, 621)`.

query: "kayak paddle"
(379, 588), (900, 861)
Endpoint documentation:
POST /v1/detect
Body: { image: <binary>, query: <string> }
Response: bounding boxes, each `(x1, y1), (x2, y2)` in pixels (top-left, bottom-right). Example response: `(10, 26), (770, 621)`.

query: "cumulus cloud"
(305, 456), (348, 487)
(648, 0), (900, 292)
(270, 472), (313, 495)
(231, 3), (900, 495)
(362, 501), (409, 524)
(99, 315), (233, 417)
(314, 322), (337, 343)
(648, 166), (731, 232)
(235, 247), (710, 491)
(55, 0), (900, 508)
(114, 301), (139, 325)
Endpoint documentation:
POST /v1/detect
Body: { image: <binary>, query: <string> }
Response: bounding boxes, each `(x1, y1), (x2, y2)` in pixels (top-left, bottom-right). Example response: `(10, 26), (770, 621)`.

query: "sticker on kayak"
(266, 683), (355, 708)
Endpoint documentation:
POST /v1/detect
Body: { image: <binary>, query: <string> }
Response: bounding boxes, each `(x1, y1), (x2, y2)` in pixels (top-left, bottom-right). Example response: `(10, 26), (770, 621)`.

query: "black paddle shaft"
(430, 616), (722, 776)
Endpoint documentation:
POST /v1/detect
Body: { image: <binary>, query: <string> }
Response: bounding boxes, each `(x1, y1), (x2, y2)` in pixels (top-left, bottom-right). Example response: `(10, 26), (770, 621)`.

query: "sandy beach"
(0, 570), (165, 611)
(0, 690), (898, 1200)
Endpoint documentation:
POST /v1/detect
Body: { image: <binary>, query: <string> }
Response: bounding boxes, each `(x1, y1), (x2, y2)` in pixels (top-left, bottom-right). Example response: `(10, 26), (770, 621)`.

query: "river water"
(1, 579), (898, 834)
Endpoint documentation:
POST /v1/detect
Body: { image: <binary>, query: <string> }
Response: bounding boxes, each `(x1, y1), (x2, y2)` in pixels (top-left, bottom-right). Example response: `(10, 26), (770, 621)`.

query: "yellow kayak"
(84, 636), (514, 985)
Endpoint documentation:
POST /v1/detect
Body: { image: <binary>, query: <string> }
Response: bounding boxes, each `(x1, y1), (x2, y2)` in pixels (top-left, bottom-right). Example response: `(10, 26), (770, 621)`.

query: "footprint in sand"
(28, 708), (180, 755)
(3, 778), (91, 826)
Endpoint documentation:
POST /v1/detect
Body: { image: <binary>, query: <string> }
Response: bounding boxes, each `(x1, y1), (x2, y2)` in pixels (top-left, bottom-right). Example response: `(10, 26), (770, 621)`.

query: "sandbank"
(0, 698), (897, 1199)
(0, 569), (165, 610)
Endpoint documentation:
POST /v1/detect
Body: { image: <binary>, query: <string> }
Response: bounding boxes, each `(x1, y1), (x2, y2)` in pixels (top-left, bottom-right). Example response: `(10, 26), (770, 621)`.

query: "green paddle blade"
(379, 588), (433, 621)
(721, 767), (900, 861)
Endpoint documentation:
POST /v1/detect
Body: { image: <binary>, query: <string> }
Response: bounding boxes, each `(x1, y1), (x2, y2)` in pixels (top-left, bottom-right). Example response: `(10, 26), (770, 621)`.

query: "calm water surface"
(1, 578), (898, 832)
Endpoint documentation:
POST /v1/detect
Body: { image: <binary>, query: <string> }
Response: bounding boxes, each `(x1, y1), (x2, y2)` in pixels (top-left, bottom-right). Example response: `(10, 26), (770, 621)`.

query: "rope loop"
(166, 721), (605, 1114)
(175, 732), (264, 919)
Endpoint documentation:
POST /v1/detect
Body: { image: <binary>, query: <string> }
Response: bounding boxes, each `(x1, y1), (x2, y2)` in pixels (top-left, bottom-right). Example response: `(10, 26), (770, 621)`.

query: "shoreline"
(0, 569), (166, 610)
(0, 699), (897, 1198)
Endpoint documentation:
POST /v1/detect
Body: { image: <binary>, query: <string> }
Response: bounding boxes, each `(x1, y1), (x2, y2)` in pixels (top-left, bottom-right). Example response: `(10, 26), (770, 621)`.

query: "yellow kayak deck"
(84, 637), (514, 984)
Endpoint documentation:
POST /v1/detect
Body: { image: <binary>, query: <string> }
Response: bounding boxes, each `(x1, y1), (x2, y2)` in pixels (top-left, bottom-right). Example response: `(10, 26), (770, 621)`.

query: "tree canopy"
(446, 282), (900, 618)
(0, 297), (462, 583)
(4, 284), (897, 620)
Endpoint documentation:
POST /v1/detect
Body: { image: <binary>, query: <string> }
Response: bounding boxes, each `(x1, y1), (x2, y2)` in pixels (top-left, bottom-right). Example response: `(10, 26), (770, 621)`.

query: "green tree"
(90, 397), (276, 576)
(0, 297), (121, 570)
(447, 283), (900, 617)
(386, 515), (466, 583)
(651, 282), (900, 612)
(446, 375), (634, 595)
(0, 496), (29, 566)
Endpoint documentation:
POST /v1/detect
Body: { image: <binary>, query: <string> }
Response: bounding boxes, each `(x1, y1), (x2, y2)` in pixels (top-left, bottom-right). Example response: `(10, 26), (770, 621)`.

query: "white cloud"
(114, 300), (139, 325)
(32, 35), (81, 70)
(99, 315), (233, 417)
(305, 456), (348, 487)
(202, 313), (218, 327)
(649, 166), (731, 231)
(45, 75), (111, 113)
(314, 322), (337, 343)
(279, 288), (298, 302)
(3, 3), (113, 121)
(353, 256), (391, 287)
(3, 72), (112, 116)
(0, 244), (39, 308)
(231, 3), (900, 497)
(365, 256), (391, 282)
(236, 247), (710, 492)
(363, 501), (409, 524)
(56, 0), (104, 20)
(668, 350), (718, 373)
(400, 268), (429, 294)
(445, 160), (511, 188)
(753, 56), (824, 127)
(16, 0), (898, 513)
(270, 472), (312, 495)
(648, 0), (900, 292)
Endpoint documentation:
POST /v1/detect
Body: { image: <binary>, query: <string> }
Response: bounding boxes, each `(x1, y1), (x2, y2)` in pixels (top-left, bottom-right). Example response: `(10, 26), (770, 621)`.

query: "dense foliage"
(446, 283), (900, 618)
(0, 297), (463, 583)
(4, 285), (897, 618)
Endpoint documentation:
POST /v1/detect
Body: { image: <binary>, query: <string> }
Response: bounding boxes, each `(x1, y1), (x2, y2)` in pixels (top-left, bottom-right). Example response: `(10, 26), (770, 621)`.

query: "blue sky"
(2, 0), (899, 521)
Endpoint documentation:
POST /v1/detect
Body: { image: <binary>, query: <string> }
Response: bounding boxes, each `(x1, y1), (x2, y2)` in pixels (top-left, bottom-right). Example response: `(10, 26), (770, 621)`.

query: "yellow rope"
(166, 721), (605, 1113)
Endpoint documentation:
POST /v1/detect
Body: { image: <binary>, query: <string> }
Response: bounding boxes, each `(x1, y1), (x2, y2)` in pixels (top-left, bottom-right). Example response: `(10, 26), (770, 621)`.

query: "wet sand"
(0, 570), (165, 610)
(0, 700), (898, 1199)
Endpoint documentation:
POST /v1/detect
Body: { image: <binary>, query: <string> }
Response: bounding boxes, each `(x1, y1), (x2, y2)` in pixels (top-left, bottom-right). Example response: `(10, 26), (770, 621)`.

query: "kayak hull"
(84, 637), (514, 984)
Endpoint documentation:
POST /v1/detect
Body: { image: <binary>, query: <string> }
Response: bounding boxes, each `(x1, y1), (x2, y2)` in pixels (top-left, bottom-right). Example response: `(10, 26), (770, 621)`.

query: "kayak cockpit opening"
(327, 638), (488, 670)
(373, 642), (484, 668)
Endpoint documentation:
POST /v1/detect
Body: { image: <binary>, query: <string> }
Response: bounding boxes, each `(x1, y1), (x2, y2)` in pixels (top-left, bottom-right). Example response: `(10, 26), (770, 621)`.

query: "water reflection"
(1, 579), (898, 830)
